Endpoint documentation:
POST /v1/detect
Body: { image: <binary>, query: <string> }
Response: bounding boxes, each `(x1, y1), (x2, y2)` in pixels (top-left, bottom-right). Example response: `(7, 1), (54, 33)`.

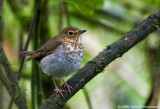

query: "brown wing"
(28, 36), (62, 61)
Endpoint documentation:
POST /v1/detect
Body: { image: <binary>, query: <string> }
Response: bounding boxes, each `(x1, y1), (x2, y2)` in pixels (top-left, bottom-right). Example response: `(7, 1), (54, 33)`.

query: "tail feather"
(20, 51), (35, 61)
(19, 51), (35, 56)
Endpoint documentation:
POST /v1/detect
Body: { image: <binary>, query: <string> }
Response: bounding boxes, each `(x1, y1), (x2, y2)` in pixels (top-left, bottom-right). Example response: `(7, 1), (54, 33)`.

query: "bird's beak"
(79, 30), (87, 34)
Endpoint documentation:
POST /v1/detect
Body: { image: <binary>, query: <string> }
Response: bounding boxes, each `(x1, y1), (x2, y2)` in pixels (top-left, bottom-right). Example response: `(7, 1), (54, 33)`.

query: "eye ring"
(68, 31), (73, 35)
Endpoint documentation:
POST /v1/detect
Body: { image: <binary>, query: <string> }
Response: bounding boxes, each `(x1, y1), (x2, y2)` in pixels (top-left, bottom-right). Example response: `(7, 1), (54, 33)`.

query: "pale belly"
(39, 44), (83, 80)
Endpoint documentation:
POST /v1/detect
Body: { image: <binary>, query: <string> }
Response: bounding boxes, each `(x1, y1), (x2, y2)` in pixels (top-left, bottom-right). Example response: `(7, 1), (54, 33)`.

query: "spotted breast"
(39, 41), (83, 80)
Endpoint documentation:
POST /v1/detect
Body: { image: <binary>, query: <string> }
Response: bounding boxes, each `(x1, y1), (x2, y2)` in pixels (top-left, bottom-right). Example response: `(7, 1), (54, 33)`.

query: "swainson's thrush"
(20, 26), (86, 97)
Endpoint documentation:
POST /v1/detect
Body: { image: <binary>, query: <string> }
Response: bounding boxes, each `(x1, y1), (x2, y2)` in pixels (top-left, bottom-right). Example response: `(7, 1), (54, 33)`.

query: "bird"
(20, 26), (86, 97)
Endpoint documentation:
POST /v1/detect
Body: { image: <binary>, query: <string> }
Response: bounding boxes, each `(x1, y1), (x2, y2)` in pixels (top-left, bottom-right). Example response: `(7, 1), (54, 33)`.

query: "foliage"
(64, 0), (104, 15)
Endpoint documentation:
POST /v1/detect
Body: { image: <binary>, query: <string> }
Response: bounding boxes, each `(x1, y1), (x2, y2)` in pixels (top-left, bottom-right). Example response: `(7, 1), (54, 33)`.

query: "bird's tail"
(19, 51), (35, 56)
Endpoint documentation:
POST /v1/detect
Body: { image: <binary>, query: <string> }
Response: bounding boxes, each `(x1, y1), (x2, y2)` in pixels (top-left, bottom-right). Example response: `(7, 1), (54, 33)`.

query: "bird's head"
(59, 26), (86, 42)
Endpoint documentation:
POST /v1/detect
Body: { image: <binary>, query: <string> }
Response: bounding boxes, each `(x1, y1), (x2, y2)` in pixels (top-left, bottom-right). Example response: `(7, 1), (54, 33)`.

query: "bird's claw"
(54, 87), (65, 97)
(63, 82), (73, 93)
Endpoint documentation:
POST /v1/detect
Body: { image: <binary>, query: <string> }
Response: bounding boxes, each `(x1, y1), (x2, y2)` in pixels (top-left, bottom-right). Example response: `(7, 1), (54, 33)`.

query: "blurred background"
(0, 0), (160, 109)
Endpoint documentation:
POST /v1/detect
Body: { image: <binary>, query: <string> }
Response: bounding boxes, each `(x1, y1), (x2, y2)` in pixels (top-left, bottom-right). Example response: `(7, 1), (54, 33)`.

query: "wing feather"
(29, 36), (62, 61)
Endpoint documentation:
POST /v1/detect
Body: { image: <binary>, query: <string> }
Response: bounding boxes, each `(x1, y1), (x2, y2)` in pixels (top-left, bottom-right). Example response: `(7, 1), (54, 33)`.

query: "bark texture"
(0, 45), (27, 109)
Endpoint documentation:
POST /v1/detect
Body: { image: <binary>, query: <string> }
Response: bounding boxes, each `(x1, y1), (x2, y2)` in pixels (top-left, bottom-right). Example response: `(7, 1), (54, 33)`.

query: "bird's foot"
(54, 86), (65, 97)
(63, 82), (73, 93)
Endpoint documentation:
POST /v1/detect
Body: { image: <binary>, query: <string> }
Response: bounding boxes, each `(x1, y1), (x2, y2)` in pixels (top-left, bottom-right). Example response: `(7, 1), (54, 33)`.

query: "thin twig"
(39, 10), (160, 109)
(18, 32), (23, 63)
(17, 0), (41, 80)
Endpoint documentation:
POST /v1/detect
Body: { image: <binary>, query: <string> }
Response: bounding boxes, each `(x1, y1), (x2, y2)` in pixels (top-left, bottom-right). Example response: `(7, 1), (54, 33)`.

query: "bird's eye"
(68, 31), (73, 35)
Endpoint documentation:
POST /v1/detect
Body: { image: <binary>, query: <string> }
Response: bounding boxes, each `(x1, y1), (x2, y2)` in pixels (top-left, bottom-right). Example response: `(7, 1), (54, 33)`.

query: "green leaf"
(64, 0), (104, 15)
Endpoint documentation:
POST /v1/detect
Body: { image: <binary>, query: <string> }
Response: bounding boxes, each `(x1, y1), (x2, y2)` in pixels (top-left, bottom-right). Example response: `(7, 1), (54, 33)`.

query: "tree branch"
(0, 44), (27, 109)
(39, 10), (160, 109)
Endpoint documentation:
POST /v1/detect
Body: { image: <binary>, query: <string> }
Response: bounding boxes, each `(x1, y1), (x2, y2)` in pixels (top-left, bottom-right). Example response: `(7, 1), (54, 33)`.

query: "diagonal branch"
(39, 10), (160, 109)
(0, 45), (27, 109)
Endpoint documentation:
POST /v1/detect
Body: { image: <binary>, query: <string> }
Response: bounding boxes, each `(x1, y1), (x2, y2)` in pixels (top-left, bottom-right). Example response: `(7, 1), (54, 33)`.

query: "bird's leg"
(62, 78), (73, 93)
(52, 76), (65, 97)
